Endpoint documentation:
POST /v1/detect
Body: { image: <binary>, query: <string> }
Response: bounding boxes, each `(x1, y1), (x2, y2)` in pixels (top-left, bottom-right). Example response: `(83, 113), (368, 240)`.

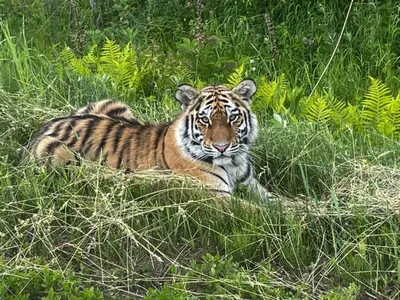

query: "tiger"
(26, 79), (273, 200)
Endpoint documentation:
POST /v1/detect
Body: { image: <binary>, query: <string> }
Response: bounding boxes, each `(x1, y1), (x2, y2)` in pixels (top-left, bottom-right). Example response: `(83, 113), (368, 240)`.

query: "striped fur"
(70, 99), (140, 123)
(27, 79), (273, 200)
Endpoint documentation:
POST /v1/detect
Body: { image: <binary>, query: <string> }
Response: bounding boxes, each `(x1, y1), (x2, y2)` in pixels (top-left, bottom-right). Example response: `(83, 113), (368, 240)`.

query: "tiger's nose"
(213, 143), (229, 153)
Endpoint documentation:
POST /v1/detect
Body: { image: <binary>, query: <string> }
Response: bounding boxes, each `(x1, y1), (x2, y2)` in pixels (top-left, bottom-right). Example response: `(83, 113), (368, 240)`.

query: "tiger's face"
(175, 79), (258, 166)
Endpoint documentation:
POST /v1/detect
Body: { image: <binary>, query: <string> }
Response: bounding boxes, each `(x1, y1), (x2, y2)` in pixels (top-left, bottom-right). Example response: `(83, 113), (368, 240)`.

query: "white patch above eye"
(199, 106), (212, 117)
(225, 106), (235, 114)
(226, 105), (241, 115)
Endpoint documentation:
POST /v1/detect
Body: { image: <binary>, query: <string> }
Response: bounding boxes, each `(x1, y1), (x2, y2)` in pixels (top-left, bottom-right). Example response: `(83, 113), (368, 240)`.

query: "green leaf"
(361, 77), (393, 128)
(227, 63), (244, 87)
(304, 97), (331, 124)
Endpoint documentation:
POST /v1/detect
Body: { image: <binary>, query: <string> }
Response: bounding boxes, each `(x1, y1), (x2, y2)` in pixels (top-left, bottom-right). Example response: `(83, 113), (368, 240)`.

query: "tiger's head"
(175, 79), (258, 166)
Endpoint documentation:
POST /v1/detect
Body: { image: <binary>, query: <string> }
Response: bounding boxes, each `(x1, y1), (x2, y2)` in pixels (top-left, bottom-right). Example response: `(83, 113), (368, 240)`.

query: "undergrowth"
(1, 1), (400, 299)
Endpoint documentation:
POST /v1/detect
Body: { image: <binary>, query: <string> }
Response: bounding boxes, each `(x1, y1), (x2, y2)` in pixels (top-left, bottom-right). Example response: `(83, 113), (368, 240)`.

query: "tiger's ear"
(175, 84), (199, 110)
(233, 79), (257, 102)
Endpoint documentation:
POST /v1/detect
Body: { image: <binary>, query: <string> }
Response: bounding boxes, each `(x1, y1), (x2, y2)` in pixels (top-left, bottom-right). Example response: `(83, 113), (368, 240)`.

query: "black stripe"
(187, 100), (203, 114)
(161, 126), (170, 169)
(50, 114), (105, 123)
(182, 116), (190, 140)
(46, 141), (62, 155)
(220, 165), (232, 185)
(67, 128), (82, 149)
(199, 168), (230, 187)
(116, 147), (124, 169)
(191, 140), (201, 146)
(241, 124), (248, 136)
(80, 118), (100, 149)
(60, 119), (77, 141)
(243, 110), (251, 144)
(73, 152), (81, 165)
(113, 124), (126, 153)
(95, 121), (116, 158)
(185, 147), (213, 164)
(205, 100), (215, 106)
(201, 156), (213, 164)
(244, 109), (251, 132)
(191, 115), (197, 137)
(106, 106), (128, 118)
(208, 189), (231, 195)
(117, 133), (133, 169)
(125, 133), (133, 169)
(133, 126), (147, 167)
(36, 120), (60, 139)
(153, 125), (166, 165)
(80, 103), (94, 114)
(101, 153), (108, 165)
(238, 164), (252, 183)
(100, 100), (115, 111)
(48, 121), (65, 137)
(232, 156), (239, 167)
(83, 140), (94, 155)
(119, 117), (140, 126)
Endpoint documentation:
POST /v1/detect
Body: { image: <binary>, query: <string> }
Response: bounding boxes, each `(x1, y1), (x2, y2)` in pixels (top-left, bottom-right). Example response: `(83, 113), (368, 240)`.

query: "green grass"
(1, 1), (400, 298)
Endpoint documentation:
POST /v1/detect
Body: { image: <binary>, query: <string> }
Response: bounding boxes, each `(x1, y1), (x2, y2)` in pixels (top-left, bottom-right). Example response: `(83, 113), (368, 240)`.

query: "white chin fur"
(213, 156), (232, 166)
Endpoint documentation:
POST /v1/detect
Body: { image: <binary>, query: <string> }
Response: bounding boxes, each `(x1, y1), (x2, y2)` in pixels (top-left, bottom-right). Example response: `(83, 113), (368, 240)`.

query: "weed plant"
(0, 1), (400, 298)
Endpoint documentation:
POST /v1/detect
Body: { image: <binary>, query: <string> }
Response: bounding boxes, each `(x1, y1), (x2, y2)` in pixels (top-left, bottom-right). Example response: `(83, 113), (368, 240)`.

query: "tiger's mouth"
(208, 147), (238, 165)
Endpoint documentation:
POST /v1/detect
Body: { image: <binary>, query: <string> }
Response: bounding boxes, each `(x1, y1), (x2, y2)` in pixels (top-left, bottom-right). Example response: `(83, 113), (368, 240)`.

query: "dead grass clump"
(334, 160), (400, 214)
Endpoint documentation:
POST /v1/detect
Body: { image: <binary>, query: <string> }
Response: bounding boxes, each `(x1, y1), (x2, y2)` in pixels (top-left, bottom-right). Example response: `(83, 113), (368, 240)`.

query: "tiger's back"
(29, 113), (170, 170)
(71, 99), (139, 123)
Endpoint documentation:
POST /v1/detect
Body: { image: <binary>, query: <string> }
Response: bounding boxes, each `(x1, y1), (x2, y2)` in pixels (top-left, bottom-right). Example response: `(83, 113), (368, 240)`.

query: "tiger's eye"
(229, 114), (238, 122)
(201, 117), (209, 123)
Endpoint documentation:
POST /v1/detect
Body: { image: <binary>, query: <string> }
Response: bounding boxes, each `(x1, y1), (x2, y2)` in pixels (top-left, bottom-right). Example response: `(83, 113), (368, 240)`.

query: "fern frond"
(326, 95), (347, 125)
(194, 78), (205, 89)
(298, 93), (319, 118)
(59, 47), (75, 63)
(382, 96), (400, 134)
(257, 78), (277, 107)
(254, 76), (289, 113)
(361, 77), (393, 127)
(179, 65), (191, 81)
(304, 97), (331, 124)
(377, 113), (395, 135)
(275, 92), (287, 113)
(327, 95), (346, 114)
(70, 58), (91, 76)
(100, 39), (122, 64)
(83, 45), (98, 65)
(276, 73), (287, 94)
(227, 63), (244, 87)
(59, 39), (147, 94)
(341, 104), (360, 128)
